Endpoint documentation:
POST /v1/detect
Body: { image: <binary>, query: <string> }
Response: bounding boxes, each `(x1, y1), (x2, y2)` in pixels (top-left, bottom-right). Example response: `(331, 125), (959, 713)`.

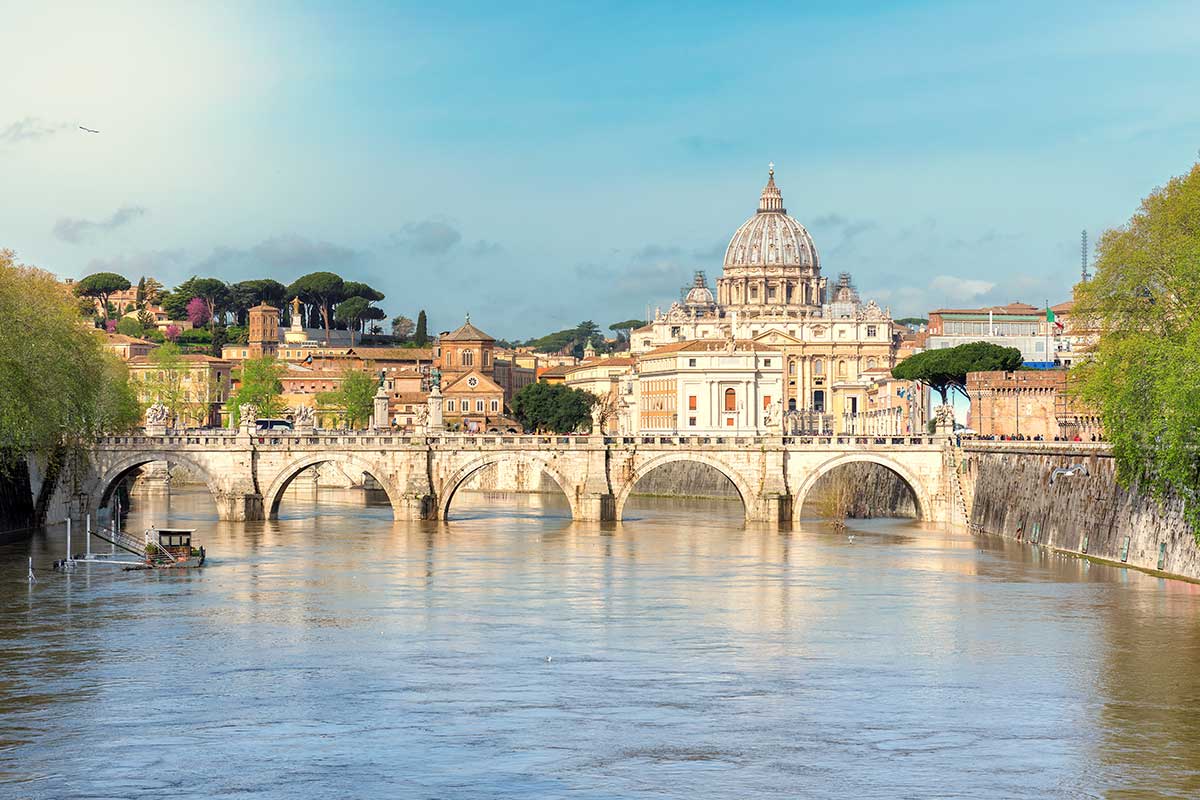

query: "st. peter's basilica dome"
(722, 165), (820, 274)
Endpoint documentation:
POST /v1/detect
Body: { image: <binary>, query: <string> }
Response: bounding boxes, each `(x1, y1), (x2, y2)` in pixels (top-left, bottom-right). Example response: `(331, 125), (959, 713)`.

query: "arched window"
(462, 350), (474, 367)
(838, 360), (847, 376)
(813, 359), (824, 375)
(724, 388), (737, 412)
(788, 360), (796, 376)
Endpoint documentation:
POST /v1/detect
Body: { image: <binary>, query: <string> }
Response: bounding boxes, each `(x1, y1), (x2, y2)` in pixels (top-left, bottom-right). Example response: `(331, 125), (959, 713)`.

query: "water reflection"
(1, 486), (1199, 798)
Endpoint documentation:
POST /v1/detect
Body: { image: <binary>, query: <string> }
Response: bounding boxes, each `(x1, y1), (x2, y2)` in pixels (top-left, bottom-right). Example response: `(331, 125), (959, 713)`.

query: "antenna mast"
(1080, 229), (1089, 282)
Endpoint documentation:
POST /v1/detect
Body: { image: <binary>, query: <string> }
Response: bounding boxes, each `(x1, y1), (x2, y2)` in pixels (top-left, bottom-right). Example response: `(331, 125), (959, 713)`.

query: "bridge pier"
(750, 491), (793, 523)
(216, 492), (264, 522)
(575, 492), (616, 522)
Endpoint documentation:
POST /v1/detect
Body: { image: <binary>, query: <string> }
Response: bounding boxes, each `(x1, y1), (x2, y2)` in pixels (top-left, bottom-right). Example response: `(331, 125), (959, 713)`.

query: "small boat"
(123, 527), (207, 570)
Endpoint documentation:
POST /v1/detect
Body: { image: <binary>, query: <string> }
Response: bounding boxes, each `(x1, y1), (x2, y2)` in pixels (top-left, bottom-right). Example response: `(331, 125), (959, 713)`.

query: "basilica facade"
(618, 166), (901, 434)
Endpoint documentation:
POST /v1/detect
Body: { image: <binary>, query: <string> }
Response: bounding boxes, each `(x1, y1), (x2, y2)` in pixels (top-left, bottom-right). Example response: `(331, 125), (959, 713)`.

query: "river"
(2, 486), (1200, 799)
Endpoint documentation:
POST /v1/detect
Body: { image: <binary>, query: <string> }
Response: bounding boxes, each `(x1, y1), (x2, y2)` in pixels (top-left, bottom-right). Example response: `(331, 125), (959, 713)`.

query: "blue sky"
(2, 0), (1198, 338)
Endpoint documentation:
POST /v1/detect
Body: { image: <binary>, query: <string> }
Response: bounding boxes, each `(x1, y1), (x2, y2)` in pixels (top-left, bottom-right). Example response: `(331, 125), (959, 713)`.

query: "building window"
(724, 388), (736, 411)
(750, 286), (758, 299)
(463, 350), (474, 366)
(867, 325), (877, 337)
(725, 417), (734, 426)
(813, 359), (824, 375)
(688, 395), (697, 411)
(688, 416), (697, 426)
(476, 399), (484, 412)
(762, 395), (771, 409)
(688, 358), (697, 367)
(838, 360), (847, 377)
(813, 390), (826, 412)
(483, 350), (490, 367)
(768, 287), (776, 300)
(447, 399), (456, 412)
(490, 399), (499, 412)
(788, 360), (796, 376)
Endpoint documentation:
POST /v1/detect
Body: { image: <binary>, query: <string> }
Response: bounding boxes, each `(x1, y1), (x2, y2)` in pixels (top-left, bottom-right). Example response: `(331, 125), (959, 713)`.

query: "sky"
(2, 1), (1199, 339)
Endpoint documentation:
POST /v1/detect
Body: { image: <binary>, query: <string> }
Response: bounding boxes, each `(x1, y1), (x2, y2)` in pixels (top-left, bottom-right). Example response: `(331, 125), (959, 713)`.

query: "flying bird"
(79, 126), (99, 134)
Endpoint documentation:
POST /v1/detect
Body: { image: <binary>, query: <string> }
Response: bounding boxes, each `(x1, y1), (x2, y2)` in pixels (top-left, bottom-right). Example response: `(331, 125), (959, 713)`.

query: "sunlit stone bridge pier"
(76, 430), (959, 524)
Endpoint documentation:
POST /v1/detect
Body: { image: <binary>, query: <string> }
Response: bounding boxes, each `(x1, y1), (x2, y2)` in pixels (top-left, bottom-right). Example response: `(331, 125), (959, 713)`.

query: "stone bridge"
(73, 430), (959, 525)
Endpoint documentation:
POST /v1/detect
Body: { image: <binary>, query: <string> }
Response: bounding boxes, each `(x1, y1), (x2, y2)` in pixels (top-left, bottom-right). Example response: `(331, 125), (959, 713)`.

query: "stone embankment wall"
(963, 442), (1200, 579)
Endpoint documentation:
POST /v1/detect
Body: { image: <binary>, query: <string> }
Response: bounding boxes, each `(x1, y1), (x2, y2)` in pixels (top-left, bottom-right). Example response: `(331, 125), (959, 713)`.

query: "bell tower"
(247, 303), (280, 358)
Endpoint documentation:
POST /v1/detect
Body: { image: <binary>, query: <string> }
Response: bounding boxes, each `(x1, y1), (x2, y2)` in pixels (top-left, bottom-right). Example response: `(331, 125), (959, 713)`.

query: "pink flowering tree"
(186, 296), (211, 328)
(165, 324), (181, 342)
(105, 319), (118, 333)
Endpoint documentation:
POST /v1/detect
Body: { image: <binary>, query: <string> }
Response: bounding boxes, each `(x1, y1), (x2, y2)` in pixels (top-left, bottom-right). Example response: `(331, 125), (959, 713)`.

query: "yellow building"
(127, 354), (232, 428)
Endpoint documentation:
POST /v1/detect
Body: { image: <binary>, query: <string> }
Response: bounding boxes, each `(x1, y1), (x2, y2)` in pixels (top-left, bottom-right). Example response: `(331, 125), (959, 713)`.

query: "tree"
(115, 317), (145, 338)
(229, 279), (288, 325)
(335, 296), (370, 346)
(892, 342), (1023, 404)
(509, 382), (596, 434)
(316, 370), (377, 429)
(288, 272), (345, 345)
(142, 342), (188, 425)
(342, 281), (385, 303)
(414, 309), (429, 346)
(173, 277), (230, 328)
(609, 319), (647, 335)
(142, 277), (164, 306)
(135, 276), (146, 306)
(228, 355), (285, 423)
(165, 324), (181, 342)
(73, 272), (131, 321)
(160, 291), (190, 321)
(186, 297), (211, 328)
(391, 315), (415, 341)
(1072, 161), (1200, 535)
(1, 251), (140, 527)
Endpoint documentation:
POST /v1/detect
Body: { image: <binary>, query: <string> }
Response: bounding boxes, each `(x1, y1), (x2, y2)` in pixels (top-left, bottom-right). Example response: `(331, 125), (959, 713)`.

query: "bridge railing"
(96, 429), (947, 449)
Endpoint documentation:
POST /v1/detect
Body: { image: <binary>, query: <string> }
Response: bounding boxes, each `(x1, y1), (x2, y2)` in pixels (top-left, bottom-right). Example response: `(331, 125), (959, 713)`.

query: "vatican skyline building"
(617, 165), (904, 435)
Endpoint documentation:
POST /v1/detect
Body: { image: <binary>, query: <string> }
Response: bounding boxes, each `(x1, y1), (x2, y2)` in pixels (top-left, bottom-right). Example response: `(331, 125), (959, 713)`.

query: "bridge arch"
(262, 453), (401, 520)
(437, 454), (579, 520)
(794, 453), (931, 521)
(93, 452), (223, 510)
(615, 451), (752, 522)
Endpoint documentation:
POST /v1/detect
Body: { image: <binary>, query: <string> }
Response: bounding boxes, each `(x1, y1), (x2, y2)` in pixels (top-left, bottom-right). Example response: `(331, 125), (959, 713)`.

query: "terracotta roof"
(929, 302), (1042, 315)
(439, 317), (495, 342)
(392, 392), (428, 404)
(539, 364), (575, 377)
(248, 303), (278, 311)
(353, 347), (434, 361)
(443, 370), (503, 394)
(1051, 300), (1074, 313)
(566, 357), (635, 374)
(104, 333), (155, 345)
(128, 354), (230, 365)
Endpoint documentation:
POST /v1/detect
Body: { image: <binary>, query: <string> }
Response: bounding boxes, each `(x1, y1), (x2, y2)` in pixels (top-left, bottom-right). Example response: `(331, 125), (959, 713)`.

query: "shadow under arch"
(438, 455), (579, 521)
(95, 452), (222, 510)
(794, 453), (929, 521)
(262, 453), (400, 520)
(614, 451), (751, 522)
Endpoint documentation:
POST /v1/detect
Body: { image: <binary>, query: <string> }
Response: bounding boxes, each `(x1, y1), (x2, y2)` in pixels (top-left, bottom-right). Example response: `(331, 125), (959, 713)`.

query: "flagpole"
(1045, 298), (1051, 369)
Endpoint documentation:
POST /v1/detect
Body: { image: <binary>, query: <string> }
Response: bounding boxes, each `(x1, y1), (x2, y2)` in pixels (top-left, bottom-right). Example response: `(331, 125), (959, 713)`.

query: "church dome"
(722, 166), (819, 274)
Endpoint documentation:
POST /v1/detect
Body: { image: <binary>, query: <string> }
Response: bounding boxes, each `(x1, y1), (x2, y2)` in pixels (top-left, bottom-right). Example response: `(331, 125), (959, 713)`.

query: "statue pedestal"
(428, 387), (444, 431)
(144, 424), (167, 437)
(372, 386), (390, 430)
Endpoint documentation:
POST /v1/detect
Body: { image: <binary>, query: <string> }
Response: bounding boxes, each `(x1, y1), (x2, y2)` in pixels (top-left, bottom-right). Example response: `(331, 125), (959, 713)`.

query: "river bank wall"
(962, 442), (1200, 579)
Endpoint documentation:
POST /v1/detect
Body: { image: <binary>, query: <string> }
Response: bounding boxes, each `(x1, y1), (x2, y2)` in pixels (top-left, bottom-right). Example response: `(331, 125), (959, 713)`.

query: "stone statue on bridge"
(292, 405), (315, 432)
(144, 402), (169, 428)
(239, 404), (258, 432)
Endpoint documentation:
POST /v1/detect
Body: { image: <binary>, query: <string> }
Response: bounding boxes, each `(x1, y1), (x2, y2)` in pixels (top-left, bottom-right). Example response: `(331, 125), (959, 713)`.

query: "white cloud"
(928, 274), (996, 301)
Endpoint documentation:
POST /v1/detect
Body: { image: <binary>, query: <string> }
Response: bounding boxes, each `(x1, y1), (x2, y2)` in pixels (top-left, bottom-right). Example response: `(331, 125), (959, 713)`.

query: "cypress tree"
(415, 309), (429, 346)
